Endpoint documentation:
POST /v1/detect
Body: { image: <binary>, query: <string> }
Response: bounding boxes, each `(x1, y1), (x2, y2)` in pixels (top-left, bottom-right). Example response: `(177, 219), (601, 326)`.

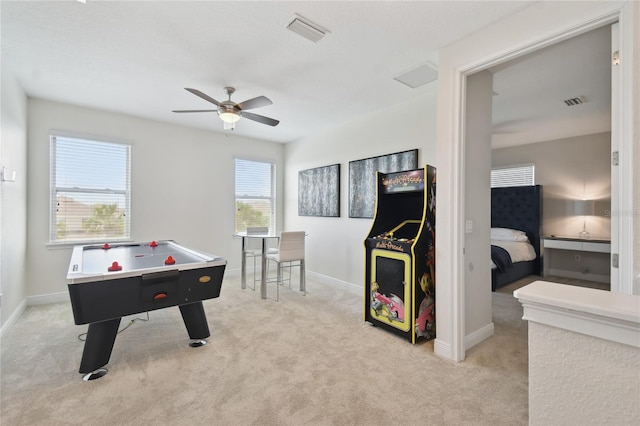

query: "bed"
(490, 185), (543, 291)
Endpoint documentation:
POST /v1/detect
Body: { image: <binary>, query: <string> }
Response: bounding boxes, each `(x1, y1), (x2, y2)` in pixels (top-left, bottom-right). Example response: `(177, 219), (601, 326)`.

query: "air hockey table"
(66, 240), (226, 380)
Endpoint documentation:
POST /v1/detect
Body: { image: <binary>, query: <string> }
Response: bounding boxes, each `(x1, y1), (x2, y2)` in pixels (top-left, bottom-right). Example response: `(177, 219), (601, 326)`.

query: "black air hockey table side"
(66, 240), (226, 380)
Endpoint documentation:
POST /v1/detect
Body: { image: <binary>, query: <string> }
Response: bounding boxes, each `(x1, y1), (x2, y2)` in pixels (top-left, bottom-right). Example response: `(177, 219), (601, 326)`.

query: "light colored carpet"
(1, 272), (528, 425)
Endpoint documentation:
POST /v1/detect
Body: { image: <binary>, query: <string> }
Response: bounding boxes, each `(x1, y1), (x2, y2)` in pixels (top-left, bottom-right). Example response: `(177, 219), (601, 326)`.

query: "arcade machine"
(364, 165), (436, 343)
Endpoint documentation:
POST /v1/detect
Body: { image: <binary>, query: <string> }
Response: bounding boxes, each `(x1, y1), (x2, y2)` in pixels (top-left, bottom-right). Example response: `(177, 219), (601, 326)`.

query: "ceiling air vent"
(564, 96), (586, 106)
(287, 14), (330, 43)
(394, 64), (438, 89)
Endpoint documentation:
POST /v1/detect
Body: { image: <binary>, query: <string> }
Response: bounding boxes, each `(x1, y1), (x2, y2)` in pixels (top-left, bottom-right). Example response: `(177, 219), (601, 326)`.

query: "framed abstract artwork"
(348, 149), (418, 218)
(298, 164), (340, 217)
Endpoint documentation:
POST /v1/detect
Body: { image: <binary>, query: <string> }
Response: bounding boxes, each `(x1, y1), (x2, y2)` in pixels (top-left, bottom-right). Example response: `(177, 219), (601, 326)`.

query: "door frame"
(435, 1), (635, 362)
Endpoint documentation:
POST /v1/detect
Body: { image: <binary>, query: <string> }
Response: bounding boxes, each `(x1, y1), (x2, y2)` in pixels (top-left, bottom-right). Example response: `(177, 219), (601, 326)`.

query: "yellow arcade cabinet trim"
(369, 249), (411, 332)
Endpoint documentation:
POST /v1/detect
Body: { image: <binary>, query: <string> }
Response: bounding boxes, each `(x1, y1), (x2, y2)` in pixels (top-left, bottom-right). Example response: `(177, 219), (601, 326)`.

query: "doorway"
(433, 2), (636, 363)
(489, 24), (614, 293)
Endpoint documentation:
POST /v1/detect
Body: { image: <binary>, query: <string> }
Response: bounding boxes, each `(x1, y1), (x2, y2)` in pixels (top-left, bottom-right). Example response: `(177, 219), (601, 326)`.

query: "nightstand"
(542, 236), (611, 281)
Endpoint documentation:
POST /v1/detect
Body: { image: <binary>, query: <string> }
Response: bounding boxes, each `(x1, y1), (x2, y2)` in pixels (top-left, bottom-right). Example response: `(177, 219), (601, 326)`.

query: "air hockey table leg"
(79, 318), (121, 380)
(179, 301), (210, 347)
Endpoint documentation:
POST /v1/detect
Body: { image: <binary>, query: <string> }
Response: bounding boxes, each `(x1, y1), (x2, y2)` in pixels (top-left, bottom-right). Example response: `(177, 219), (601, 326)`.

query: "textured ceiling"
(1, 1), (610, 146)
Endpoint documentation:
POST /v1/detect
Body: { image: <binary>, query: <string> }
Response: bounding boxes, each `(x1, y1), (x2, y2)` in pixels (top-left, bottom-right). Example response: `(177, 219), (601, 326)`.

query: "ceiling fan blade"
(236, 96), (273, 111)
(172, 109), (217, 113)
(185, 88), (220, 106)
(242, 111), (280, 127)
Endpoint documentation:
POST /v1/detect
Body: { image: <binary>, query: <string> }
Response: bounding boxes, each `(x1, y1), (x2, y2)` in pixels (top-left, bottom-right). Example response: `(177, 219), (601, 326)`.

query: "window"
(490, 164), (535, 188)
(234, 158), (276, 233)
(50, 133), (131, 244)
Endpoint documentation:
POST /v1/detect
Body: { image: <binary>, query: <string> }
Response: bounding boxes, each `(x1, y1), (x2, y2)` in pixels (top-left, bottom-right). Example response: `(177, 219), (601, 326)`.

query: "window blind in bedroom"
(491, 164), (534, 188)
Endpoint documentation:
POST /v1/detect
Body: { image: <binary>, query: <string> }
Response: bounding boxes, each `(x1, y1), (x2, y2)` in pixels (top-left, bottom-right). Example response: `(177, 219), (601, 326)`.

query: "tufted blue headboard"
(491, 185), (543, 273)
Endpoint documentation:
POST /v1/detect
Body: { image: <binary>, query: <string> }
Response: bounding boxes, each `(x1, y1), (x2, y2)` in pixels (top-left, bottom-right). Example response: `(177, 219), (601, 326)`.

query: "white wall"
(634, 2), (640, 296)
(493, 132), (612, 282)
(26, 99), (284, 301)
(0, 65), (28, 328)
(528, 322), (639, 425)
(284, 86), (438, 288)
(492, 132), (611, 239)
(464, 71), (493, 347)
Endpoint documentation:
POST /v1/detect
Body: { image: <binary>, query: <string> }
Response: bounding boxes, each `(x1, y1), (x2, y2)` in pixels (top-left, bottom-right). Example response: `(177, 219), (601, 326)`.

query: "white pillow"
(491, 227), (529, 242)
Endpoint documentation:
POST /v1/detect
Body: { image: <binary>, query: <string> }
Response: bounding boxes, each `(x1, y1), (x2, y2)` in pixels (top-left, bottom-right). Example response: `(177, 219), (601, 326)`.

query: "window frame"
(49, 132), (132, 245)
(234, 157), (276, 233)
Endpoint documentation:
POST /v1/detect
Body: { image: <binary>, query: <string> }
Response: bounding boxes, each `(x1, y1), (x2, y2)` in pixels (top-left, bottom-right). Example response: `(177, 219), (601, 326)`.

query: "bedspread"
(491, 245), (513, 272)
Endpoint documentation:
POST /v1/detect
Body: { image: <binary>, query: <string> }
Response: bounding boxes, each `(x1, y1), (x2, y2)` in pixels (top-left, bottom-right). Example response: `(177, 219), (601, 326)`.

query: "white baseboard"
(227, 266), (362, 294)
(547, 268), (610, 284)
(434, 323), (494, 361)
(1, 292), (69, 337)
(306, 270), (361, 295)
(28, 291), (69, 305)
(465, 322), (495, 350)
(434, 339), (452, 360)
(0, 298), (26, 338)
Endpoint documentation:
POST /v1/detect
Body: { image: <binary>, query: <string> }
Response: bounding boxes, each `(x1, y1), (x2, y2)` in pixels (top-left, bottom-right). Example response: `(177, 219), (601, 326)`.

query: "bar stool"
(245, 227), (268, 290)
(265, 231), (306, 301)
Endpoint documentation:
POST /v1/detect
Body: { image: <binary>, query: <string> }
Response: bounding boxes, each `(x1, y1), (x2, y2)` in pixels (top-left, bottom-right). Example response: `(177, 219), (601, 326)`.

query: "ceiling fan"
(172, 87), (279, 130)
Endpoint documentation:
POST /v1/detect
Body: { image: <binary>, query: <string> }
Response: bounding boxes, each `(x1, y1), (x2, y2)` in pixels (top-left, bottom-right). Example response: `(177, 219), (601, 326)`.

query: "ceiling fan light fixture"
(218, 109), (241, 124)
(173, 86), (278, 128)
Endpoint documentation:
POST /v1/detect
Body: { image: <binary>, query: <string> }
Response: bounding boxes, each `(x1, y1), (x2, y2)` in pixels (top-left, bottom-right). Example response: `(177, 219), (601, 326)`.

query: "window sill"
(47, 239), (133, 250)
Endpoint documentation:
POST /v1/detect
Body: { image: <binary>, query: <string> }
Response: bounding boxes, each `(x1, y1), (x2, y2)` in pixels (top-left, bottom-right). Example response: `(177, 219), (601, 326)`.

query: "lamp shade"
(218, 110), (240, 123)
(574, 199), (595, 216)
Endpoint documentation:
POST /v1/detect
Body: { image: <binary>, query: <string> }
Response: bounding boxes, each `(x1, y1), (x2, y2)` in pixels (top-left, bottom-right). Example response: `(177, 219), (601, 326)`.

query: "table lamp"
(575, 199), (595, 239)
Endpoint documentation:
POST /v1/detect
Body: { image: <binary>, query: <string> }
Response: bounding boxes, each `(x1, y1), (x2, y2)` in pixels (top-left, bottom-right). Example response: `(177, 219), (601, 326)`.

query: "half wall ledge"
(514, 280), (640, 425)
(514, 280), (640, 348)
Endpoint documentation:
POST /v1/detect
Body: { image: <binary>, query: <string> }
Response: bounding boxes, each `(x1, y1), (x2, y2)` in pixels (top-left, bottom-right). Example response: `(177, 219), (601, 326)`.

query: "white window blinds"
(490, 164), (535, 188)
(234, 158), (276, 233)
(50, 134), (131, 243)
